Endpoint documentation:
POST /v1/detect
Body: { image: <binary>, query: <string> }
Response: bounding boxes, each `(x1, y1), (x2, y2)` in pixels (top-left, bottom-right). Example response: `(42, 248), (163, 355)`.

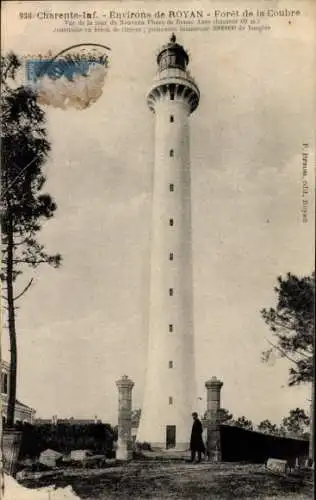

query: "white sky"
(1, 0), (315, 427)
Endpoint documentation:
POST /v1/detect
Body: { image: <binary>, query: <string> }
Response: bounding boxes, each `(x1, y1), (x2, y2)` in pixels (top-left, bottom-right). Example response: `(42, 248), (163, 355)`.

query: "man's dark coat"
(190, 418), (205, 452)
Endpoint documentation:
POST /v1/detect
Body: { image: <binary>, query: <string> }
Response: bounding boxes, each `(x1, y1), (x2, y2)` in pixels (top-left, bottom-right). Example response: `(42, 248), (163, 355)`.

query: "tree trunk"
(6, 212), (17, 427)
(0, 327), (4, 494)
(309, 376), (314, 466)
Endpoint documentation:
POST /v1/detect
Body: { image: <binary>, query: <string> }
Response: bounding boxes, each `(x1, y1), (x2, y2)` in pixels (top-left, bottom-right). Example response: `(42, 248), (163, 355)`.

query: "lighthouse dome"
(157, 34), (189, 72)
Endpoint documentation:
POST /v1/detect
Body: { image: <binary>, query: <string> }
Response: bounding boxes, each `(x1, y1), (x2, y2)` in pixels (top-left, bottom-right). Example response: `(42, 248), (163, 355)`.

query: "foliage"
(261, 272), (314, 386)
(281, 408), (310, 438)
(203, 408), (233, 424)
(232, 416), (253, 431)
(1, 52), (61, 273)
(17, 422), (116, 459)
(134, 441), (152, 451)
(218, 408), (233, 424)
(131, 408), (141, 427)
(257, 419), (278, 435)
(1, 52), (61, 425)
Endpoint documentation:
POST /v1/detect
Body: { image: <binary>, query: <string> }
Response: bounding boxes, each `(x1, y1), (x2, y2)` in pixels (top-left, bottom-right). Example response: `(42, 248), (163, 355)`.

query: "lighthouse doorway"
(166, 425), (176, 449)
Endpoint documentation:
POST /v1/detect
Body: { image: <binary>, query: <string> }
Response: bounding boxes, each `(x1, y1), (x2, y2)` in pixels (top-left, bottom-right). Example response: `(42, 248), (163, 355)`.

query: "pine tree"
(261, 272), (315, 463)
(261, 272), (314, 385)
(1, 53), (61, 426)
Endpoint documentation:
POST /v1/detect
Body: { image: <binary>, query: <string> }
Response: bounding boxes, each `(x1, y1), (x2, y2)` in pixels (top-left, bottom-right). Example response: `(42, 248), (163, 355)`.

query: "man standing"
(190, 412), (205, 463)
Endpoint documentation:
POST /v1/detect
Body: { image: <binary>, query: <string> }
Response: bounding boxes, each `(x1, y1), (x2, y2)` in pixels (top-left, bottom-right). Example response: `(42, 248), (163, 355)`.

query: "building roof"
(1, 360), (10, 371)
(1, 361), (35, 412)
(1, 394), (36, 413)
(16, 399), (36, 411)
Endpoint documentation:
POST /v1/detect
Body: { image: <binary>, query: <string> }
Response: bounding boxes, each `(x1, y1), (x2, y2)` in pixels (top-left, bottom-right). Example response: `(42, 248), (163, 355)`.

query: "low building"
(1, 360), (36, 424)
(34, 417), (103, 425)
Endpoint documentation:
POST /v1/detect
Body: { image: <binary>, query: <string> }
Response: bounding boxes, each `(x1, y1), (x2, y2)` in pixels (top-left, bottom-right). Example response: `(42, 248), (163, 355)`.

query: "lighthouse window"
(169, 324), (173, 332)
(169, 218), (174, 226)
(169, 149), (174, 157)
(169, 288), (174, 296)
(169, 397), (173, 405)
(169, 252), (174, 261)
(169, 183), (174, 192)
(170, 115), (174, 123)
(169, 361), (173, 368)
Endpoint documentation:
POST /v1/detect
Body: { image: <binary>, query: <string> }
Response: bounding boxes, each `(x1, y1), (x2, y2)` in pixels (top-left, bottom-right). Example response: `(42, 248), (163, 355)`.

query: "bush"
(135, 441), (152, 451)
(18, 422), (116, 459)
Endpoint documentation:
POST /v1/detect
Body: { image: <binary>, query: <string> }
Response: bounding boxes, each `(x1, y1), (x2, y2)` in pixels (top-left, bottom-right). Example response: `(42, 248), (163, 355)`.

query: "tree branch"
(265, 338), (301, 366)
(271, 318), (300, 333)
(13, 278), (34, 301)
(12, 238), (31, 247)
(2, 156), (38, 197)
(13, 259), (52, 265)
(294, 348), (313, 360)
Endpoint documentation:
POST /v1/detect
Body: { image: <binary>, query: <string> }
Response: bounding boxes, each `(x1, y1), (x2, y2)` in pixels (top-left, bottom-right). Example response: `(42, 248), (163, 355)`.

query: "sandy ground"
(19, 462), (313, 500)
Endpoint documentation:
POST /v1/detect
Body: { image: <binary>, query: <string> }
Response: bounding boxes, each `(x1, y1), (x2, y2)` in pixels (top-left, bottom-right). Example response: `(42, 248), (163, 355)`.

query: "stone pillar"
(205, 377), (223, 461)
(116, 375), (134, 460)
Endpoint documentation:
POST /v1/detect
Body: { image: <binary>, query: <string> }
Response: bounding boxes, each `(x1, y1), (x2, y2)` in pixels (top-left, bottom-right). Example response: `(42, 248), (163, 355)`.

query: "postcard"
(1, 1), (315, 498)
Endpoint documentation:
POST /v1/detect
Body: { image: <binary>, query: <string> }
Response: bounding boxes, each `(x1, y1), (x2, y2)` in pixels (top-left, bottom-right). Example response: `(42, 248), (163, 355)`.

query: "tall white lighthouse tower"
(137, 35), (200, 450)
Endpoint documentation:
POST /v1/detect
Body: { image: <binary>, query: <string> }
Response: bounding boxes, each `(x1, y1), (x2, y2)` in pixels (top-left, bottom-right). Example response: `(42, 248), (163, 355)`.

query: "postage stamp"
(24, 43), (111, 109)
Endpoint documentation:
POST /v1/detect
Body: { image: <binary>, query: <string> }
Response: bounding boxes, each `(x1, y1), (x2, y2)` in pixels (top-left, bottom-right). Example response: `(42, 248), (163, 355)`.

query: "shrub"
(18, 422), (116, 459)
(135, 441), (152, 451)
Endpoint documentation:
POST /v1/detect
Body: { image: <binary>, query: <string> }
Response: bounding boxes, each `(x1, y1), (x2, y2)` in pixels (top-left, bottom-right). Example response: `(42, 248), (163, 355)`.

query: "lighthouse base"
(148, 441), (189, 452)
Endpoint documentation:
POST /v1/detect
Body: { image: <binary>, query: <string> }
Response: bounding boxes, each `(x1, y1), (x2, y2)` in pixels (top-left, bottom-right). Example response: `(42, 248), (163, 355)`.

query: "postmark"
(24, 43), (111, 110)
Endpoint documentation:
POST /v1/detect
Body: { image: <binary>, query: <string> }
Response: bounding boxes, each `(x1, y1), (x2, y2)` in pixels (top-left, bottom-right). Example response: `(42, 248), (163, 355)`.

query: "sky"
(1, 0), (315, 427)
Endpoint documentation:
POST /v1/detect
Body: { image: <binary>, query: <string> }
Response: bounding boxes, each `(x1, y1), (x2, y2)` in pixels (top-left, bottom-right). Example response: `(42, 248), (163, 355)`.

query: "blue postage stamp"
(24, 43), (111, 110)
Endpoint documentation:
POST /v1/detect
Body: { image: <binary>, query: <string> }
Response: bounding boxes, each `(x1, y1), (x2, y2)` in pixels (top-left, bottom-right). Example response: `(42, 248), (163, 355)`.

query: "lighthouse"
(137, 35), (200, 450)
